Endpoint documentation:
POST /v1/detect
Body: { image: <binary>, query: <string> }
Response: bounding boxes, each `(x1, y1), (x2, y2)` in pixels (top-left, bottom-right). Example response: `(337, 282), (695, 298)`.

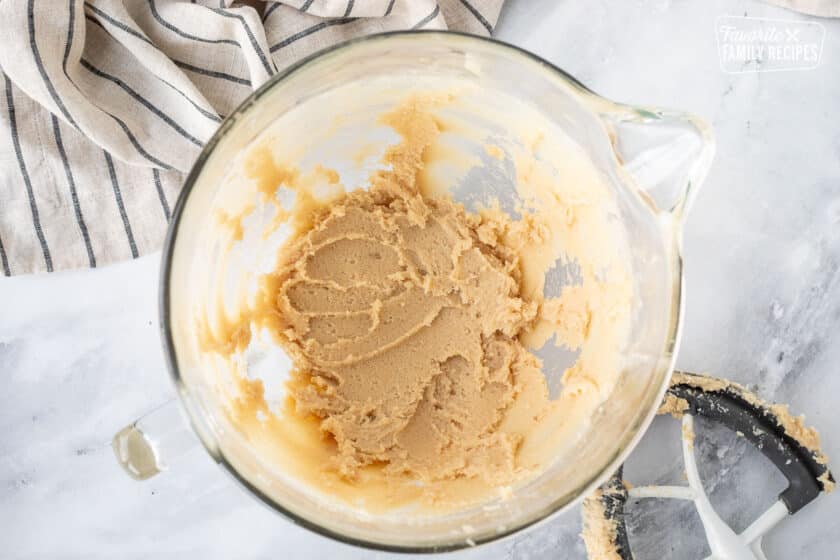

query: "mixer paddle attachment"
(581, 371), (834, 560)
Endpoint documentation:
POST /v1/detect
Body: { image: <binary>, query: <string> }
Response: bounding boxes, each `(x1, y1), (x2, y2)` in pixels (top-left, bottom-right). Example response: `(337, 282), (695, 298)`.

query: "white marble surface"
(2, 1), (840, 558)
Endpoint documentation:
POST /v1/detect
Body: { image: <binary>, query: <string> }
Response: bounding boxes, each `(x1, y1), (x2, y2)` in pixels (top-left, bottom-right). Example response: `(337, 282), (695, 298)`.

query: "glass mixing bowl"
(112, 31), (713, 552)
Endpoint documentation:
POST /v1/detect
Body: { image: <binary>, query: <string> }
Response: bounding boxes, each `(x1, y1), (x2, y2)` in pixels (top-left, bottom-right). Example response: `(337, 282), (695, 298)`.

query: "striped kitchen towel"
(0, 0), (504, 276)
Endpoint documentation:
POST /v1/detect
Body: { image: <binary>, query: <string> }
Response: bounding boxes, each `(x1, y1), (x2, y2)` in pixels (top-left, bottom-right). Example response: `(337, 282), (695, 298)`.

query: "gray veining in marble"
(2, 0), (839, 558)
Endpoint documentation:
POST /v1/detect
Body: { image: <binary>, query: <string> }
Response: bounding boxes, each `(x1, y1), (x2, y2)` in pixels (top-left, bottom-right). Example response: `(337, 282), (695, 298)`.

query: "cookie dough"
(203, 91), (634, 512)
(266, 96), (553, 485)
(581, 481), (630, 560)
(276, 171), (548, 483)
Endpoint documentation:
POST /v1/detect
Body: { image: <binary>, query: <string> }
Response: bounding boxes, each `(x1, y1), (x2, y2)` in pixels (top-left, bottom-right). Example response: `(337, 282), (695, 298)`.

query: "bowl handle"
(112, 399), (197, 480)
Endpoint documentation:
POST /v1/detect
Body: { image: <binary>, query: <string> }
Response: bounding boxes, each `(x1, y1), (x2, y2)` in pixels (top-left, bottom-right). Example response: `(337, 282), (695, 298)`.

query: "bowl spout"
(597, 103), (715, 232)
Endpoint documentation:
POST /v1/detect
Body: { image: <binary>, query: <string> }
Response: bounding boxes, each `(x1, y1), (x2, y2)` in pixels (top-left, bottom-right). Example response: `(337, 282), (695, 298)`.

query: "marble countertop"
(2, 0), (839, 558)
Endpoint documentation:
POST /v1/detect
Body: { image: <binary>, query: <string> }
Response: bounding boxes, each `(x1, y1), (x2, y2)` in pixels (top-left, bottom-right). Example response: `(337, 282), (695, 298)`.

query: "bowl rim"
(158, 29), (682, 553)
